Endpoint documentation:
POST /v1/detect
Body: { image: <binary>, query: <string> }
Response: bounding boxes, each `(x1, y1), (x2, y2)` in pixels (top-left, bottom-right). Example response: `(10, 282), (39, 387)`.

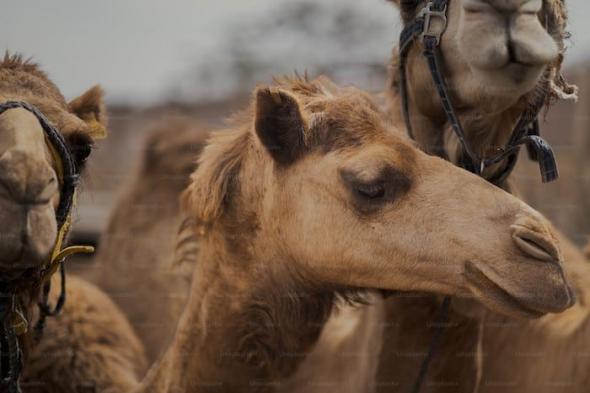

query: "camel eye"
(66, 132), (94, 169)
(340, 165), (412, 213)
(356, 183), (386, 200)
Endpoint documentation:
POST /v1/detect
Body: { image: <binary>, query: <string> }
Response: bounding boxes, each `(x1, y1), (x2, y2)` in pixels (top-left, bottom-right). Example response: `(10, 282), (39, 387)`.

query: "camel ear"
(65, 86), (108, 170)
(386, 0), (400, 5)
(68, 85), (107, 141)
(254, 87), (307, 165)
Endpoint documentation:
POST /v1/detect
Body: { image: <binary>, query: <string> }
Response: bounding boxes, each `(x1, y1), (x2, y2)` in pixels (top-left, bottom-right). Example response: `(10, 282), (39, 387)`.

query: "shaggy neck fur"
(136, 130), (343, 393)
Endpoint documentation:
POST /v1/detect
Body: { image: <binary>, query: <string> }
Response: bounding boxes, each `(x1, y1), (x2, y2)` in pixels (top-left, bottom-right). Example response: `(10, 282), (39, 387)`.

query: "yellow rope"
(46, 136), (64, 184)
(45, 135), (95, 271)
(39, 196), (95, 288)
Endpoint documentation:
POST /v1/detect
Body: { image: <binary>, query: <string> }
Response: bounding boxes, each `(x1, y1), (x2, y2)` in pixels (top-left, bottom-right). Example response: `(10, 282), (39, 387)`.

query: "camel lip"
(463, 261), (546, 319)
(473, 58), (544, 72)
(470, 61), (543, 88)
(511, 225), (561, 264)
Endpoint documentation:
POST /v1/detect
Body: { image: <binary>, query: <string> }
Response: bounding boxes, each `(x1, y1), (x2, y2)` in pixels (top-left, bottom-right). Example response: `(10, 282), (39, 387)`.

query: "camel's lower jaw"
(467, 63), (543, 100)
(463, 262), (548, 319)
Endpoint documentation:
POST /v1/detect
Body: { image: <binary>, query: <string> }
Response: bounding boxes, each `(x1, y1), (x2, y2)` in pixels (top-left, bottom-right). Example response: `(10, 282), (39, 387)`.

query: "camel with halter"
(0, 54), (147, 393)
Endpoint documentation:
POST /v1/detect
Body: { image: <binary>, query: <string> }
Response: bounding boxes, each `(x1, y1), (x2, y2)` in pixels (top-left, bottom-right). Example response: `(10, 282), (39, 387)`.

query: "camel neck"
(135, 237), (335, 393)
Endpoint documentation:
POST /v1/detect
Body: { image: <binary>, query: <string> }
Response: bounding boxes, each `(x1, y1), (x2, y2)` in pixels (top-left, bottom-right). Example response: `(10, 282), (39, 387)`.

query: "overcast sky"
(2, 0), (589, 104)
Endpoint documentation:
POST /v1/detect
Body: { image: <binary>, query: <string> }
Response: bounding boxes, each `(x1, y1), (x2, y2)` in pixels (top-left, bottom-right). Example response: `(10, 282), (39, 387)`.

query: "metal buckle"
(418, 2), (448, 45)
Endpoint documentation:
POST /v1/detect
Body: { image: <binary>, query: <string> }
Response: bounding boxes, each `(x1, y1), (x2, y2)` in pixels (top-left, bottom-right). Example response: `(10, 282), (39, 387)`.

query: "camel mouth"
(464, 261), (550, 319)
(511, 225), (560, 263)
(470, 62), (544, 90)
(504, 61), (544, 79)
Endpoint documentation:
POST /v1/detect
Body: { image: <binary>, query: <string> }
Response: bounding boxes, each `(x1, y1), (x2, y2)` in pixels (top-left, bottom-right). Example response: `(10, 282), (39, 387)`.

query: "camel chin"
(463, 260), (575, 319)
(467, 62), (546, 99)
(463, 223), (575, 319)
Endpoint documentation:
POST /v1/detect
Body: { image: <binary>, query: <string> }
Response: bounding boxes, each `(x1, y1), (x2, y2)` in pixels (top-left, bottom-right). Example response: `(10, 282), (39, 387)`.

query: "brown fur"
(0, 53), (106, 137)
(134, 76), (570, 393)
(92, 77), (393, 363)
(0, 53), (147, 392)
(22, 276), (147, 393)
(0, 54), (67, 106)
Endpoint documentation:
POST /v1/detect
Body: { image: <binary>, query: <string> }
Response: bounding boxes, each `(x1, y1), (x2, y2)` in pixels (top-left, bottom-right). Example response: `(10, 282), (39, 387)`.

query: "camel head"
(0, 54), (106, 279)
(389, 0), (566, 113)
(184, 76), (574, 319)
(386, 0), (574, 169)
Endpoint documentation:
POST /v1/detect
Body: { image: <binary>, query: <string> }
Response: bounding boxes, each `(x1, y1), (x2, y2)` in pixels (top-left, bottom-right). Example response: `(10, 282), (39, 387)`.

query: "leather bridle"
(398, 0), (559, 186)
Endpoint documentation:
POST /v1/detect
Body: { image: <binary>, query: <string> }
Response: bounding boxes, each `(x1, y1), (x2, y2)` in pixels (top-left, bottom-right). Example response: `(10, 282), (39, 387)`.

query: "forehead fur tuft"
(0, 52), (67, 107)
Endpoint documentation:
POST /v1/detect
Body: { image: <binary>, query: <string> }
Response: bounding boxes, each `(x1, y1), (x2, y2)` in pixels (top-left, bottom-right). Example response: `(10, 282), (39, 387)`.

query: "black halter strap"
(399, 0), (559, 184)
(0, 101), (81, 393)
(397, 2), (560, 392)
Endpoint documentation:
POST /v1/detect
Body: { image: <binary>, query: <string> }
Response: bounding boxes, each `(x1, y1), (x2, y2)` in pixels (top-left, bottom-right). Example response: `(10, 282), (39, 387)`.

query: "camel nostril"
(512, 232), (559, 263)
(507, 40), (517, 64)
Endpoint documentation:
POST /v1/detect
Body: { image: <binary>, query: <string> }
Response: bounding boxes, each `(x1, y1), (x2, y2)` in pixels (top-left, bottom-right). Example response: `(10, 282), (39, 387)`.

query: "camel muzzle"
(0, 149), (58, 206)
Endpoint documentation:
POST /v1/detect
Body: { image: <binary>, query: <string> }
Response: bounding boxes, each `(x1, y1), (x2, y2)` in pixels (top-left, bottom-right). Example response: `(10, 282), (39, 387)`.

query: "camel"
(0, 54), (147, 392)
(90, 120), (208, 361)
(369, 1), (590, 392)
(131, 77), (574, 392)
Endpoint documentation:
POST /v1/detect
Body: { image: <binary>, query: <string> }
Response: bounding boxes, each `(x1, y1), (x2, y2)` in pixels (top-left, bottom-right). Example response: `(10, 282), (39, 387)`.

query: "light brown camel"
(132, 77), (573, 393)
(371, 1), (590, 392)
(0, 54), (147, 392)
(90, 121), (208, 361)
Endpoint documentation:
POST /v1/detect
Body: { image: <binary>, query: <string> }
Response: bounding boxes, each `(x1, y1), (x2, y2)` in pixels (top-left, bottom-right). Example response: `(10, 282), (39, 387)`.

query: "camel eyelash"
(355, 182), (386, 200)
(340, 165), (412, 210)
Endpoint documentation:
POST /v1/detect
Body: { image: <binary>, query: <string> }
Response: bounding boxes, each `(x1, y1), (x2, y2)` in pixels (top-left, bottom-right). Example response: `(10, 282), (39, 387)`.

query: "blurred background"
(2, 0), (590, 252)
